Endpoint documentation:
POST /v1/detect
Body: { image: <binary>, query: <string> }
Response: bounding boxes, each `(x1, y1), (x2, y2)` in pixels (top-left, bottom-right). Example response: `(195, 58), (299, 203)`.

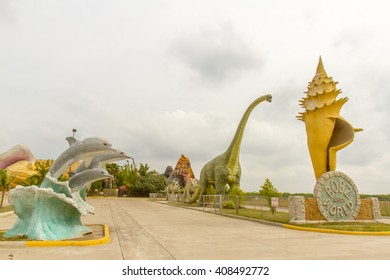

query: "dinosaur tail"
(189, 186), (201, 204)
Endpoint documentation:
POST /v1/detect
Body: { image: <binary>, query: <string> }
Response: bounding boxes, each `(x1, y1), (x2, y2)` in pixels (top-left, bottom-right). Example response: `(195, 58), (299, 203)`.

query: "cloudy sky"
(1, 0), (390, 194)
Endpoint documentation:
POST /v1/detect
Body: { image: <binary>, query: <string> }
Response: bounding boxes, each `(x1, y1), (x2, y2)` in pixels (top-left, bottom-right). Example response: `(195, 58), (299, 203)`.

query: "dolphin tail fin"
(66, 137), (77, 146)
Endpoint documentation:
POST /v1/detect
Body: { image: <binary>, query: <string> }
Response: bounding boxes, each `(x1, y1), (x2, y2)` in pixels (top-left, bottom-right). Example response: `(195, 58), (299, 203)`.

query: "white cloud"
(1, 0), (390, 195)
(170, 22), (262, 85)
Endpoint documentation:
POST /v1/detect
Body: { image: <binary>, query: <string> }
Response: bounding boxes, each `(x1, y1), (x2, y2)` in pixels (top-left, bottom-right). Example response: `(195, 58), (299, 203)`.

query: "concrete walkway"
(1, 197), (390, 260)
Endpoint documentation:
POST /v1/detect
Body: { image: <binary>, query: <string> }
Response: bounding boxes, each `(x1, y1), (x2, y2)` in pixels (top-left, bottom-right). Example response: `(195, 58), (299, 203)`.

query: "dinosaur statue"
(190, 94), (272, 205)
(183, 178), (198, 203)
(166, 180), (182, 195)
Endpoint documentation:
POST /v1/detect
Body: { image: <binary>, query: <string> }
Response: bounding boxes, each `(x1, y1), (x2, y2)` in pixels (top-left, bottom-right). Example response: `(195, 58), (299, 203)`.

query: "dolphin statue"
(68, 168), (112, 193)
(5, 135), (129, 241)
(73, 149), (130, 199)
(75, 149), (130, 173)
(47, 137), (115, 179)
(40, 175), (72, 198)
(69, 168), (113, 215)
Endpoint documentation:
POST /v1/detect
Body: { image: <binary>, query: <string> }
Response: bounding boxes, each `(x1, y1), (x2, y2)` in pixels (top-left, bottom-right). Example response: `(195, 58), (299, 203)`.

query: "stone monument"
(290, 57), (380, 224)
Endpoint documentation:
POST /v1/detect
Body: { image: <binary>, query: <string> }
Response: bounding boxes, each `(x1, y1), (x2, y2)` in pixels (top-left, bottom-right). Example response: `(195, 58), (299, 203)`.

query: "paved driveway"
(1, 197), (390, 260)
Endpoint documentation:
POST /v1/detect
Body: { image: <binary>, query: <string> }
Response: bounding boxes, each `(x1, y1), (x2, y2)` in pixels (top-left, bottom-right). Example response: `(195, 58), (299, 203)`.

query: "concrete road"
(1, 197), (390, 260)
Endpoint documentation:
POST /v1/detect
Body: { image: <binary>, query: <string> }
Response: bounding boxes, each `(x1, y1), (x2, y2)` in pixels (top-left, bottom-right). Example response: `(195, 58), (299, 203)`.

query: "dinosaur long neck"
(225, 95), (269, 168)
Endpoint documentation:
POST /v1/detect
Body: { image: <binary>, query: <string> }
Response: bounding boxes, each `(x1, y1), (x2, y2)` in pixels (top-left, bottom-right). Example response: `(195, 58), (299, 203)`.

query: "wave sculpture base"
(5, 136), (129, 241)
(5, 186), (90, 240)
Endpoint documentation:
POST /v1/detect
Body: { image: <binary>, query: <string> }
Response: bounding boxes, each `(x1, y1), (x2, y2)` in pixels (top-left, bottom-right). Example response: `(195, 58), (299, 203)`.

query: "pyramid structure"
(167, 154), (195, 187)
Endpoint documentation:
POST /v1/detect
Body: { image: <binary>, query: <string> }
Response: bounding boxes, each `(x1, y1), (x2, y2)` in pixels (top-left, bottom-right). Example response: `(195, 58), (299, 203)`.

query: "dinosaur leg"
(198, 184), (205, 206)
(214, 165), (228, 195)
(197, 176), (208, 206)
(229, 182), (240, 191)
(228, 174), (241, 190)
(215, 182), (225, 195)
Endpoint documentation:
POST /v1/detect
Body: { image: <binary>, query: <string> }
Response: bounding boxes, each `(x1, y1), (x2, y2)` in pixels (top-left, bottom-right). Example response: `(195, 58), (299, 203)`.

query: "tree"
(129, 171), (166, 197)
(229, 186), (245, 206)
(117, 161), (139, 191)
(104, 160), (167, 197)
(138, 163), (151, 177)
(105, 163), (121, 188)
(0, 169), (10, 207)
(26, 160), (52, 186)
(259, 178), (281, 214)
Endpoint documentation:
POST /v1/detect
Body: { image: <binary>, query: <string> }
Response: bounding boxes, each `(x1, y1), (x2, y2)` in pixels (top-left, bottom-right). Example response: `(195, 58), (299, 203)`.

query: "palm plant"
(0, 169), (10, 207)
(26, 160), (52, 186)
(138, 163), (151, 177)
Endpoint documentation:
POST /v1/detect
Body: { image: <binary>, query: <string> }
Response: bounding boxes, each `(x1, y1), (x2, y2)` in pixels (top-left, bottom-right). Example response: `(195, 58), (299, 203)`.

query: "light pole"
(68, 128), (77, 177)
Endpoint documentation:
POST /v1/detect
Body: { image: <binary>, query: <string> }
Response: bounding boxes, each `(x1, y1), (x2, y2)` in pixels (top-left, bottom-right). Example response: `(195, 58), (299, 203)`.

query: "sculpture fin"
(83, 157), (93, 168)
(66, 137), (77, 146)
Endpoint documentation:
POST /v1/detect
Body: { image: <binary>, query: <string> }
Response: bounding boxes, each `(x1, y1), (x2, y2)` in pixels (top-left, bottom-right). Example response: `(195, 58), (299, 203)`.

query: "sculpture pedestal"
(288, 196), (382, 224)
(289, 171), (381, 224)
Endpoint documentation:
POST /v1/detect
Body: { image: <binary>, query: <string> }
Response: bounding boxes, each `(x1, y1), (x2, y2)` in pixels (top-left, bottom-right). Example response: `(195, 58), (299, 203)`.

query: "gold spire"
(315, 56), (327, 76)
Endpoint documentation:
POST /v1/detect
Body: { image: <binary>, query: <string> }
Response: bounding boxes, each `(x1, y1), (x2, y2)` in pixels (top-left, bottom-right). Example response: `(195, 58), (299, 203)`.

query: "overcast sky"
(1, 0), (390, 194)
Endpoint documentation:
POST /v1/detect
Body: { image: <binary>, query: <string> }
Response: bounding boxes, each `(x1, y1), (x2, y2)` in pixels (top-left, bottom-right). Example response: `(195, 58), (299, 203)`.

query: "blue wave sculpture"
(5, 137), (129, 240)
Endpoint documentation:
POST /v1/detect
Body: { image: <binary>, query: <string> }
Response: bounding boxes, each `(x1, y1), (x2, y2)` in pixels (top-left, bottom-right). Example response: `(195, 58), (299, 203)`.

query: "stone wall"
(289, 196), (382, 224)
(103, 189), (118, 197)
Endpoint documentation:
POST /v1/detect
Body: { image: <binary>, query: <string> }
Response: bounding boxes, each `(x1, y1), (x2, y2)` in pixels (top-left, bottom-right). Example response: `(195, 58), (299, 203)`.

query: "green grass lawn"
(223, 208), (290, 223)
(296, 222), (390, 232)
(0, 231), (28, 241)
(0, 205), (13, 213)
(168, 201), (290, 222)
(167, 201), (390, 232)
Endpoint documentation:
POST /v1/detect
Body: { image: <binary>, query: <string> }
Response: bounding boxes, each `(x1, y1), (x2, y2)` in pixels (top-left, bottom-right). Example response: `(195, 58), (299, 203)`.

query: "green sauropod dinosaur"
(190, 94), (272, 205)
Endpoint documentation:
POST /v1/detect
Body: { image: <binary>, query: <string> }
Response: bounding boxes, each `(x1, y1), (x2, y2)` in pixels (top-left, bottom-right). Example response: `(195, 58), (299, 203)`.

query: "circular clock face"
(314, 171), (360, 221)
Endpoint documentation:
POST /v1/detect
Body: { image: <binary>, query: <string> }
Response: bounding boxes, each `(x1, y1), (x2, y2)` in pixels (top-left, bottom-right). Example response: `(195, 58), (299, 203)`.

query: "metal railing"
(201, 195), (289, 218)
(378, 199), (390, 217)
(199, 195), (390, 220)
(149, 193), (167, 199)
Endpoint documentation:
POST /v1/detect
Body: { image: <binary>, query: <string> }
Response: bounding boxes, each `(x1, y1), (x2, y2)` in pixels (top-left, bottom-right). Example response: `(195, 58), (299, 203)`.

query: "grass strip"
(0, 205), (13, 214)
(296, 222), (390, 232)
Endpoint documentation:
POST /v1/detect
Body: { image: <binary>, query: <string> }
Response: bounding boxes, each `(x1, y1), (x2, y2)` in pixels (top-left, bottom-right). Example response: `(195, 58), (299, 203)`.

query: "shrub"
(206, 184), (216, 195)
(223, 200), (236, 209)
(229, 186), (245, 206)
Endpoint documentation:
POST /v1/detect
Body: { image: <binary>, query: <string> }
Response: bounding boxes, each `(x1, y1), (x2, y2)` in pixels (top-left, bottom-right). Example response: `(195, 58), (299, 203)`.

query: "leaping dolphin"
(69, 168), (113, 215)
(47, 137), (115, 179)
(75, 149), (130, 173)
(68, 168), (112, 193)
(73, 149), (130, 200)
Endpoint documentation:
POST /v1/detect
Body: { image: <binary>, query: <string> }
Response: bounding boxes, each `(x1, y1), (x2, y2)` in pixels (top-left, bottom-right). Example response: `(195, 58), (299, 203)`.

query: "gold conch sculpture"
(297, 57), (363, 180)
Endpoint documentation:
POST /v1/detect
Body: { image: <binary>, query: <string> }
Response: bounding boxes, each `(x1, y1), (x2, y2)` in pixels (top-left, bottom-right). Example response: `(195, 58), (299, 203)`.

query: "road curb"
(282, 223), (390, 236)
(0, 224), (110, 247)
(160, 201), (390, 236)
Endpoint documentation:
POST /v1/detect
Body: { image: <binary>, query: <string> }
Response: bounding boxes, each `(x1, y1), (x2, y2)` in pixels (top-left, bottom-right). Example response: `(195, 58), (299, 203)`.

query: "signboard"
(314, 171), (360, 221)
(271, 197), (279, 208)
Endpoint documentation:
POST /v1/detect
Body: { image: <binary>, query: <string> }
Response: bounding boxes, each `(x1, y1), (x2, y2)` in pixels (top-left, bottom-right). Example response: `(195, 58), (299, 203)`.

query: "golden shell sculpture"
(297, 57), (362, 180)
